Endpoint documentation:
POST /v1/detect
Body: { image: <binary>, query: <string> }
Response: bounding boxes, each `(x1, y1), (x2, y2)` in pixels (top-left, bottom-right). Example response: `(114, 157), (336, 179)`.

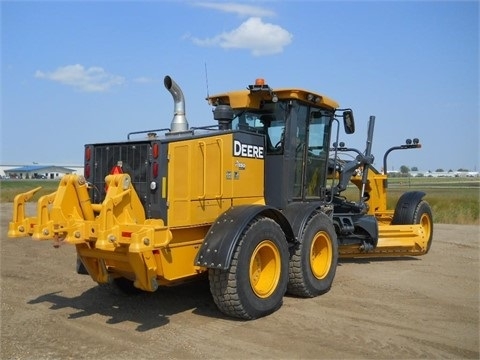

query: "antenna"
(204, 62), (210, 99)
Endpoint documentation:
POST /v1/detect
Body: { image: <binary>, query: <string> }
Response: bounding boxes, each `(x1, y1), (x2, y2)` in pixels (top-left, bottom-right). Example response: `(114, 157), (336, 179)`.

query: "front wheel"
(413, 200), (433, 253)
(209, 217), (289, 320)
(287, 212), (338, 297)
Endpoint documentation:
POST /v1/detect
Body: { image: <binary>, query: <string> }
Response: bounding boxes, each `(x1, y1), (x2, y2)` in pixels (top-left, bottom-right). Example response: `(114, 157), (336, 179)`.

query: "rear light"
(85, 147), (91, 161)
(84, 146), (91, 179)
(152, 162), (159, 178)
(84, 164), (91, 178)
(152, 143), (159, 159)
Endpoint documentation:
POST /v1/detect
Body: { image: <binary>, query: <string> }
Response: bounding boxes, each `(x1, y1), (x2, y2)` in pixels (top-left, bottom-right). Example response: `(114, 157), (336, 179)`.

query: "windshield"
(308, 110), (332, 156)
(291, 104), (334, 199)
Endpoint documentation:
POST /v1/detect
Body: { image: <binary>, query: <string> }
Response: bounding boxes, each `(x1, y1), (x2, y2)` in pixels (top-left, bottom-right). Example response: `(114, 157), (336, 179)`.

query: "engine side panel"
(167, 131), (265, 227)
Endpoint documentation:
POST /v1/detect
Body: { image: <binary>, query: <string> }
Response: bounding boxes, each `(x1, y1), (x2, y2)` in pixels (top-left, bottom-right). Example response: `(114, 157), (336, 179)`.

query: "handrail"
(216, 138), (223, 199)
(198, 141), (206, 199)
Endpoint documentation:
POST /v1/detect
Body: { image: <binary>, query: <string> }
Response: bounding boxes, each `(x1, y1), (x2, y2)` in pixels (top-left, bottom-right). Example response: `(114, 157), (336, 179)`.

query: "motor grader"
(8, 76), (433, 320)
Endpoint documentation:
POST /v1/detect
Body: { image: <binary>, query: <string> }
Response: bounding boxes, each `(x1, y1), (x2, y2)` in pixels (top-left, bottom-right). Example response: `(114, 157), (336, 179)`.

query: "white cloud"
(133, 76), (156, 84)
(191, 17), (292, 56)
(35, 64), (125, 92)
(194, 2), (275, 17)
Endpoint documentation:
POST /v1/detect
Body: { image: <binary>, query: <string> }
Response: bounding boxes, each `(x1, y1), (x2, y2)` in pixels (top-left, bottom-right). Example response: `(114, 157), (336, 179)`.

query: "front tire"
(391, 193), (434, 254)
(287, 212), (338, 297)
(413, 200), (433, 253)
(209, 217), (289, 320)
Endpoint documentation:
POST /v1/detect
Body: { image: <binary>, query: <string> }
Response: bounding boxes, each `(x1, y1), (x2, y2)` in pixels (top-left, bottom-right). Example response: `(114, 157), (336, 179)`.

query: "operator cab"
(208, 79), (355, 210)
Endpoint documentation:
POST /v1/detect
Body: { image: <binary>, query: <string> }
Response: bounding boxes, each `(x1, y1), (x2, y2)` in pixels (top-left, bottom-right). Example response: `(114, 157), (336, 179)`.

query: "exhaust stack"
(164, 75), (189, 133)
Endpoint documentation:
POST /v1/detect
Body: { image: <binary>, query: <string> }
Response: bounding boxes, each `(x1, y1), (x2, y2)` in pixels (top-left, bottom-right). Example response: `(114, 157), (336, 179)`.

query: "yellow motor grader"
(8, 76), (433, 319)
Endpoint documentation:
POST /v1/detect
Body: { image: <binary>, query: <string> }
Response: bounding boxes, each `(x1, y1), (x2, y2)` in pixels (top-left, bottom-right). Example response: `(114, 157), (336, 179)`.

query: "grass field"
(1, 177), (479, 225)
(0, 180), (60, 203)
(385, 177), (479, 225)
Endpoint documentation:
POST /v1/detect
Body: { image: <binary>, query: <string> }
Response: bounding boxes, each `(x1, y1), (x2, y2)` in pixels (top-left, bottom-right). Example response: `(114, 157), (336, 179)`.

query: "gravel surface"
(1, 203), (478, 359)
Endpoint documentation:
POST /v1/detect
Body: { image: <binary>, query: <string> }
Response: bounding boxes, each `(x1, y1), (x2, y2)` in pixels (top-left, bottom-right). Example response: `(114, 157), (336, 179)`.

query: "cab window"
(232, 105), (287, 154)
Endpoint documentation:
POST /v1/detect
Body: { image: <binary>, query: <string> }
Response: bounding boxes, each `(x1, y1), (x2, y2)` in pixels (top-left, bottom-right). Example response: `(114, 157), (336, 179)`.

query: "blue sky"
(1, 0), (478, 172)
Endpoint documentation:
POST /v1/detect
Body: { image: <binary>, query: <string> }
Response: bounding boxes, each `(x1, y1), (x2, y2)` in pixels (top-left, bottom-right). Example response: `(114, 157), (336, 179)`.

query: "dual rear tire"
(209, 213), (338, 319)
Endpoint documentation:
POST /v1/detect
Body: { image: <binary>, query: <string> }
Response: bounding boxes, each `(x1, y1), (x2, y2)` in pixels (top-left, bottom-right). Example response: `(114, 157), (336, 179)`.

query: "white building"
(409, 171), (479, 178)
(0, 164), (84, 179)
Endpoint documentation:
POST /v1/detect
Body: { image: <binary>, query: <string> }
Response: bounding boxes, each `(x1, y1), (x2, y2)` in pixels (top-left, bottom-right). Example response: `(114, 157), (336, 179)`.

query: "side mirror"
(343, 110), (355, 134)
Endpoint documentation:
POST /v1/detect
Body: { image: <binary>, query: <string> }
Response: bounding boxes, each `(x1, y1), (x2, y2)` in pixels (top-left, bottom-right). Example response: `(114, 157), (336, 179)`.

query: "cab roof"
(207, 84), (339, 110)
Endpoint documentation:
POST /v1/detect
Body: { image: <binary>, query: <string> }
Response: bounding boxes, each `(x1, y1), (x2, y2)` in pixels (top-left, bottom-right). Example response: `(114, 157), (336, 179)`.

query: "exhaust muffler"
(164, 75), (189, 133)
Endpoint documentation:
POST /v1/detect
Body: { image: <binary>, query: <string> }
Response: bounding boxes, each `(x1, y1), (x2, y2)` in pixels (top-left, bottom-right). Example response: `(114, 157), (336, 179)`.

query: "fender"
(391, 191), (426, 225)
(195, 205), (295, 270)
(282, 202), (328, 241)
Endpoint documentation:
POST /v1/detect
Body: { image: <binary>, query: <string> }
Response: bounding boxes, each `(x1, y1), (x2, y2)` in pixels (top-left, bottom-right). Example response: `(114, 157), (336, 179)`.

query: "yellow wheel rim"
(420, 212), (432, 240)
(310, 231), (332, 279)
(249, 240), (281, 298)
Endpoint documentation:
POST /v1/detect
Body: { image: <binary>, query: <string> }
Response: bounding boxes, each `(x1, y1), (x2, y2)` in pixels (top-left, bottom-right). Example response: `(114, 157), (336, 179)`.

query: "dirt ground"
(0, 203), (478, 360)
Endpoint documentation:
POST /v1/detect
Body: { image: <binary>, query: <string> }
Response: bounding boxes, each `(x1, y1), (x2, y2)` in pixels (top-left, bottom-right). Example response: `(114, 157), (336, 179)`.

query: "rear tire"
(287, 212), (338, 297)
(209, 217), (289, 320)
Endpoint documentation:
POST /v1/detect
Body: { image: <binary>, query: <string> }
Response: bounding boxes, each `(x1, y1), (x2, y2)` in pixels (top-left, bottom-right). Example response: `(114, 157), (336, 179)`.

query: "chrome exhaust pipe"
(164, 75), (189, 133)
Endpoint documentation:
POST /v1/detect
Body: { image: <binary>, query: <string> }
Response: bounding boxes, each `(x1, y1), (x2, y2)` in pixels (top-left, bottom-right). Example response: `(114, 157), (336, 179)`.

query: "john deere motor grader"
(8, 76), (433, 319)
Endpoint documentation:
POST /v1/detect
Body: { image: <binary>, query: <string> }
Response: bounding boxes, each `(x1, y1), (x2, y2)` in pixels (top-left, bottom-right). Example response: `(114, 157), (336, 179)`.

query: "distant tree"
(416, 173), (424, 177)
(448, 169), (453, 173)
(436, 168), (444, 172)
(400, 165), (410, 175)
(411, 166), (418, 171)
(457, 168), (469, 172)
